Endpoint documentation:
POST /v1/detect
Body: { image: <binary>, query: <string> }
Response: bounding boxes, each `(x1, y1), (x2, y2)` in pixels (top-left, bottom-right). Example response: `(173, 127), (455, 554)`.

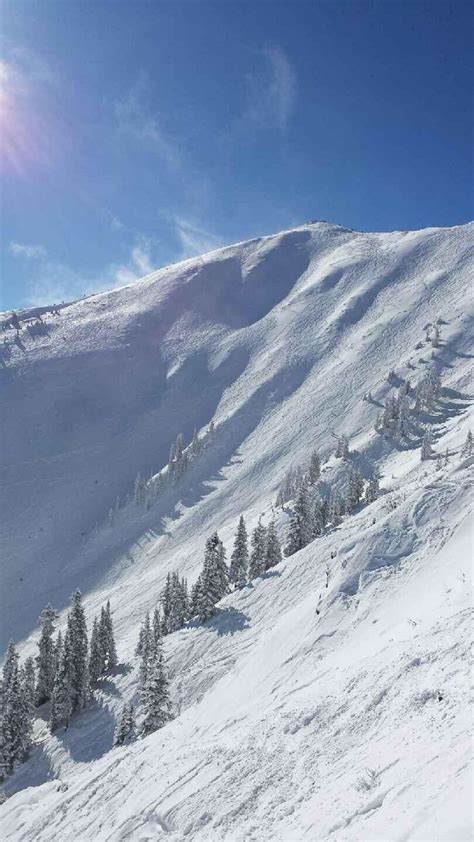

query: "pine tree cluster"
(1, 590), (119, 779)
(135, 608), (171, 737)
(0, 644), (35, 779)
(112, 423), (217, 524)
(279, 457), (379, 557)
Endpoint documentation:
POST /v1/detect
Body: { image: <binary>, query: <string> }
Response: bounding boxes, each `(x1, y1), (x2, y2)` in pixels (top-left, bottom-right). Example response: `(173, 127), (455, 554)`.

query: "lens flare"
(0, 59), (56, 176)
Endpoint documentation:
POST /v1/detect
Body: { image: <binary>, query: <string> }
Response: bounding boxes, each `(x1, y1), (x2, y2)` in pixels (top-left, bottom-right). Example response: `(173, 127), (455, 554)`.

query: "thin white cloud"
(9, 242), (47, 260)
(244, 45), (296, 131)
(173, 217), (223, 259)
(20, 238), (157, 306)
(115, 75), (180, 167)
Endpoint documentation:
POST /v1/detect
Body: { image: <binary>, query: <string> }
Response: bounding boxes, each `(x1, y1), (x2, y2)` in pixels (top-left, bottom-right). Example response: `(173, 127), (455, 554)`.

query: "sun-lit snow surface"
(1, 221), (473, 840)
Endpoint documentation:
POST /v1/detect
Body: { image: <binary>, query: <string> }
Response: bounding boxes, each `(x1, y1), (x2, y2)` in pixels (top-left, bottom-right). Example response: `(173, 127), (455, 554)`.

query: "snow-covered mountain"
(1, 220), (473, 840)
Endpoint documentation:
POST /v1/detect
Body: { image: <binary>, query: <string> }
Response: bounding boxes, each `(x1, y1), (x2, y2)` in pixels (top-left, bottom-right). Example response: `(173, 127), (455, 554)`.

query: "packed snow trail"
(1, 221), (473, 840)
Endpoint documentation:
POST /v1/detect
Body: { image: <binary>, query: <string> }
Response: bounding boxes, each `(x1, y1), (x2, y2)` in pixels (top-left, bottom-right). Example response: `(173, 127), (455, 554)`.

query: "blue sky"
(1, 0), (472, 309)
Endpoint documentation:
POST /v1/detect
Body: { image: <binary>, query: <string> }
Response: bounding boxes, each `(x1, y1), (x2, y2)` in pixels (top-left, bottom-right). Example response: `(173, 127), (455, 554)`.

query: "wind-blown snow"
(1, 221), (473, 840)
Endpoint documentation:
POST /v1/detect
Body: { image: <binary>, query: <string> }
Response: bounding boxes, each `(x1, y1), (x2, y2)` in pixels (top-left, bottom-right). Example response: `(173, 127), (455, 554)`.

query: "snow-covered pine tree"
(88, 617), (105, 684)
(189, 574), (203, 619)
(421, 429), (433, 461)
(365, 469), (380, 504)
(2, 642), (19, 696)
(180, 578), (189, 624)
(66, 590), (89, 712)
(191, 427), (201, 457)
(100, 601), (117, 671)
(216, 537), (229, 599)
(345, 467), (364, 514)
(264, 519), (282, 570)
(49, 631), (73, 732)
(0, 656), (31, 775)
(284, 480), (314, 557)
(312, 496), (324, 537)
(53, 630), (62, 678)
(335, 435), (349, 459)
(35, 604), (59, 706)
(461, 430), (473, 458)
(141, 648), (171, 736)
(396, 389), (410, 438)
(19, 658), (35, 758)
(308, 449), (321, 485)
(152, 607), (162, 655)
(196, 533), (228, 621)
(167, 441), (176, 480)
(229, 515), (249, 589)
(160, 573), (173, 635)
(134, 472), (145, 505)
(328, 486), (344, 526)
(249, 520), (268, 577)
(320, 496), (329, 529)
(166, 573), (185, 633)
(114, 703), (135, 746)
(138, 612), (153, 701)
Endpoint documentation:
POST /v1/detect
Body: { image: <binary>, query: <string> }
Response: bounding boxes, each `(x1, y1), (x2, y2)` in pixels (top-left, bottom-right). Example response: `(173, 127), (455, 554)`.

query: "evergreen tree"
(308, 450), (321, 485)
(264, 519), (282, 570)
(53, 630), (62, 678)
(100, 601), (117, 671)
(328, 487), (344, 526)
(35, 604), (59, 706)
(88, 617), (104, 684)
(152, 607), (162, 655)
(191, 427), (201, 457)
(115, 702), (135, 746)
(335, 435), (349, 459)
(167, 441), (176, 479)
(141, 650), (171, 736)
(461, 430), (473, 458)
(66, 590), (89, 712)
(189, 575), (203, 619)
(2, 641), (19, 693)
(19, 658), (35, 757)
(229, 515), (249, 588)
(49, 632), (73, 732)
(312, 497), (324, 537)
(421, 429), (433, 461)
(284, 481), (314, 556)
(365, 470), (380, 504)
(138, 613), (153, 703)
(21, 657), (36, 712)
(160, 573), (173, 634)
(134, 472), (145, 505)
(345, 467), (364, 514)
(196, 533), (228, 621)
(249, 521), (268, 578)
(1, 658), (30, 774)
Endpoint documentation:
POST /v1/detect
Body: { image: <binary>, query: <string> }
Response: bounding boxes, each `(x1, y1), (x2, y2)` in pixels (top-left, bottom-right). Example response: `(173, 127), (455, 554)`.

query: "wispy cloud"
(10, 242), (47, 260)
(13, 238), (158, 307)
(172, 217), (223, 259)
(115, 74), (180, 167)
(244, 46), (296, 131)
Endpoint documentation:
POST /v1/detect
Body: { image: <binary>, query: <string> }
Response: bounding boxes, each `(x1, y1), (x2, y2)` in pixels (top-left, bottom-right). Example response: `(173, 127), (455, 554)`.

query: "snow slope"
(1, 221), (473, 840)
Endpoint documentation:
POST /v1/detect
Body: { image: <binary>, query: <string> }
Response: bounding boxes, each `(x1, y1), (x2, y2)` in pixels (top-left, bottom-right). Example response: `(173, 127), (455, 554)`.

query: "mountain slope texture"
(1, 221), (473, 841)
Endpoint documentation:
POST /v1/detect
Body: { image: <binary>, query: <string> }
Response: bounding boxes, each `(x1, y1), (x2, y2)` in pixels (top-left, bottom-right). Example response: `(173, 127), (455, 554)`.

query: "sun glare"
(0, 58), (56, 176)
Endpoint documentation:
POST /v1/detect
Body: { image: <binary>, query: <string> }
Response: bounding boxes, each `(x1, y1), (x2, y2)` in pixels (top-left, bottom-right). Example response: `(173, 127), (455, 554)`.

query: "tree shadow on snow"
(54, 695), (116, 762)
(192, 607), (250, 636)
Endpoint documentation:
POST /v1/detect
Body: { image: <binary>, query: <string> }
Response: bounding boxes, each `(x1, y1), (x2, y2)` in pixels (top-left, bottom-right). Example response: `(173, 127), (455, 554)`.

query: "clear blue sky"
(1, 0), (472, 309)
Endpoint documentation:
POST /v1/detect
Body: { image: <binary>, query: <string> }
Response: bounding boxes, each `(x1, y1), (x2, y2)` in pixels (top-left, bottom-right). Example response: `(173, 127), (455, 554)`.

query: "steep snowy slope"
(1, 221), (473, 840)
